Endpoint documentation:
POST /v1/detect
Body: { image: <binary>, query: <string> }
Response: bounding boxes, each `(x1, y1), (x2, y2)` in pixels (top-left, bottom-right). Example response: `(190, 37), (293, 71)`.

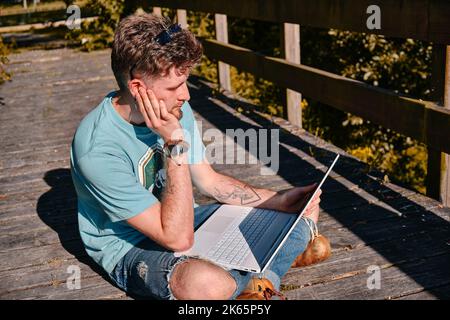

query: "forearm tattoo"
(213, 183), (262, 205)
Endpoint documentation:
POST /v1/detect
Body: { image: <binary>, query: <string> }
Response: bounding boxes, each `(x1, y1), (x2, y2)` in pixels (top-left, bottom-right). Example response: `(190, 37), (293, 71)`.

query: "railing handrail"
(151, 0), (450, 44)
(201, 38), (450, 154)
(149, 0), (450, 205)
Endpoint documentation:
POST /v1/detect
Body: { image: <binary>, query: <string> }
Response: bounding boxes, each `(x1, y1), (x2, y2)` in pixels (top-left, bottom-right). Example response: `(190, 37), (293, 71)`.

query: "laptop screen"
(260, 153), (340, 273)
(297, 154), (340, 217)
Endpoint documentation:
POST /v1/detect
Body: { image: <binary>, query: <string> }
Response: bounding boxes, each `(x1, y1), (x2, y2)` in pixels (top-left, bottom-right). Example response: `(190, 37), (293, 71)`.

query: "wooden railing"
(148, 0), (450, 206)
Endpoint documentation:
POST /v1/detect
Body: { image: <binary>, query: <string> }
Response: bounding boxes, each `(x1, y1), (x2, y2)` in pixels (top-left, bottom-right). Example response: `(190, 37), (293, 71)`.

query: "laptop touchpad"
(203, 216), (235, 234)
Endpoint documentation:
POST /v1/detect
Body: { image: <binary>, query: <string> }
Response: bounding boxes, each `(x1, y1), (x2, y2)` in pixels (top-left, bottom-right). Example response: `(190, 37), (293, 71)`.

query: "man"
(70, 13), (329, 300)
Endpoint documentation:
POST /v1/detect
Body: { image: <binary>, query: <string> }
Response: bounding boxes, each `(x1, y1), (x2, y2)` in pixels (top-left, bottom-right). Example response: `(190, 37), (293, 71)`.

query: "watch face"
(164, 141), (189, 160)
(171, 145), (181, 156)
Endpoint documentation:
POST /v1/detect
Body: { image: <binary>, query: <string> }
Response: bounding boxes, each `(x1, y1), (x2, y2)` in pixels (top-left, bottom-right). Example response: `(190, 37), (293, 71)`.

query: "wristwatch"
(163, 139), (190, 165)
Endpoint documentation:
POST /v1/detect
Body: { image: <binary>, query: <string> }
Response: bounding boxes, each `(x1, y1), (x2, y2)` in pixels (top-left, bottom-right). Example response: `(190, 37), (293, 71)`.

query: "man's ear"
(128, 78), (146, 98)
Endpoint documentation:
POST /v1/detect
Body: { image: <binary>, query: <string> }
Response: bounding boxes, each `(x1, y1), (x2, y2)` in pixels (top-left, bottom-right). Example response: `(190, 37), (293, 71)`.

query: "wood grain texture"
(201, 39), (450, 154)
(151, 0), (450, 44)
(0, 48), (448, 300)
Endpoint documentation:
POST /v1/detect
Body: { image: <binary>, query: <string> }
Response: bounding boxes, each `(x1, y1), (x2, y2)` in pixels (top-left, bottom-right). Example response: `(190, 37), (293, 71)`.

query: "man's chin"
(171, 108), (183, 120)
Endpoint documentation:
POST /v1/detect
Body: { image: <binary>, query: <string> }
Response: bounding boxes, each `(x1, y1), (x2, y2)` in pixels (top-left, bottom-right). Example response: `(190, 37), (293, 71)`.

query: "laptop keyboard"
(206, 209), (278, 266)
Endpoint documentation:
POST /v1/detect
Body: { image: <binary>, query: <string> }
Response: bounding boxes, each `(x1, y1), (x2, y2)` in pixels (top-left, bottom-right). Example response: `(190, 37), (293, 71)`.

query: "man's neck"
(112, 90), (145, 126)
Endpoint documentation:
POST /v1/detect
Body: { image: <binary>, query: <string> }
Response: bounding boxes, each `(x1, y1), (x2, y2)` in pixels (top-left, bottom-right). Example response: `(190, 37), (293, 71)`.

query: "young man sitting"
(70, 13), (330, 300)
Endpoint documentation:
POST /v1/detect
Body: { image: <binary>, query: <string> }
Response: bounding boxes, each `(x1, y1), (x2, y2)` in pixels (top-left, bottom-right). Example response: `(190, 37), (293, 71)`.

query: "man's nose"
(178, 82), (190, 102)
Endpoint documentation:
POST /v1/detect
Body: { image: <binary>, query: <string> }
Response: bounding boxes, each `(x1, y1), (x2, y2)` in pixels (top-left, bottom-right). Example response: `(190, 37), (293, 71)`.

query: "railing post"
(152, 7), (162, 16)
(214, 14), (231, 92)
(427, 45), (450, 206)
(176, 9), (188, 29)
(153, 7), (187, 29)
(282, 23), (302, 128)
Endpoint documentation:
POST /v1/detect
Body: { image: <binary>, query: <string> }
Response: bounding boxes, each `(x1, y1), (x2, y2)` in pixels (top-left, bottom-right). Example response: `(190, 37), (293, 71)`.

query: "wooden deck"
(0, 48), (449, 300)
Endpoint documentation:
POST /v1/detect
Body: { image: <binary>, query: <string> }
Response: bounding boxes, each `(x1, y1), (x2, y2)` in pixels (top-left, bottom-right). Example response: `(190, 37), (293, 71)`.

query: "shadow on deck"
(0, 48), (449, 300)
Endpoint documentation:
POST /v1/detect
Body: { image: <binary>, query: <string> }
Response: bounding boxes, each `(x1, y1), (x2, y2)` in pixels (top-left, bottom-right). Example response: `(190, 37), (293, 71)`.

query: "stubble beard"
(171, 106), (183, 120)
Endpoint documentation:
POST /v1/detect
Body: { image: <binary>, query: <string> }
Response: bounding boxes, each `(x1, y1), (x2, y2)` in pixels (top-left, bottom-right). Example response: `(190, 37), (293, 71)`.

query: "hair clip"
(154, 24), (182, 45)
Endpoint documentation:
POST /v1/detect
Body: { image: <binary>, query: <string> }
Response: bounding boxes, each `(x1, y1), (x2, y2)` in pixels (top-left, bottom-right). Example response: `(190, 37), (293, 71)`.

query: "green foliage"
(300, 28), (431, 193)
(190, 17), (285, 117)
(226, 19), (284, 117)
(66, 0), (125, 51)
(187, 11), (218, 84)
(65, 1), (180, 51)
(63, 0), (76, 6)
(0, 36), (11, 85)
(301, 29), (432, 98)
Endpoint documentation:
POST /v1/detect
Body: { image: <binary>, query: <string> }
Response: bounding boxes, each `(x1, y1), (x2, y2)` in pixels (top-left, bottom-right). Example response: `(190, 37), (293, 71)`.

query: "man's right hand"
(134, 87), (184, 142)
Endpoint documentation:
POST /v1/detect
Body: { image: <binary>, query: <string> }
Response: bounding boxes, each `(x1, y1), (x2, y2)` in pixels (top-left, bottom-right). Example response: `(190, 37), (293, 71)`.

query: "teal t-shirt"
(70, 92), (205, 274)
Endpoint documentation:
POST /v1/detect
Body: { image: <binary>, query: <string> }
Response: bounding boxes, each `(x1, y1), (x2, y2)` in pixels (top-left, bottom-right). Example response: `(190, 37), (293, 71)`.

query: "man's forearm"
(160, 154), (194, 242)
(207, 173), (280, 210)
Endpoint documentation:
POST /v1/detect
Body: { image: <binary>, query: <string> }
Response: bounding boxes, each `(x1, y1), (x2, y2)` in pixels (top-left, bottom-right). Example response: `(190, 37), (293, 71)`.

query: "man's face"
(142, 66), (190, 120)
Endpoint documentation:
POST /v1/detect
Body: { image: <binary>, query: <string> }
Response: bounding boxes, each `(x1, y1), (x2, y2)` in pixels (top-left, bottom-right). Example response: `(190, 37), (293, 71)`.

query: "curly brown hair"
(111, 13), (203, 91)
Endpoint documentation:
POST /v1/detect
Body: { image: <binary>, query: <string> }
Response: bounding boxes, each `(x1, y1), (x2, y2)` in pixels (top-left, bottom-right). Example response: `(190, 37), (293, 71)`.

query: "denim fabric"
(109, 203), (312, 299)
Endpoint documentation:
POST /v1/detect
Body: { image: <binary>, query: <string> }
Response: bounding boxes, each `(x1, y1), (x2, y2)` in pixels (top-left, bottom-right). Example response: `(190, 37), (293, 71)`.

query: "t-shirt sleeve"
(181, 101), (206, 164)
(75, 152), (158, 222)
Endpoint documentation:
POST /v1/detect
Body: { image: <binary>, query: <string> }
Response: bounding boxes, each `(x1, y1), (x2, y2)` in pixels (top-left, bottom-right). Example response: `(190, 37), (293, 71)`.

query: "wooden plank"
(0, 202), (447, 297)
(1, 137), (71, 154)
(3, 227), (446, 299)
(427, 205), (450, 222)
(0, 241), (87, 272)
(0, 146), (69, 169)
(444, 45), (450, 206)
(152, 6), (162, 16)
(1, 142), (69, 157)
(0, 164), (68, 189)
(318, 199), (441, 228)
(208, 154), (366, 187)
(0, 225), (80, 252)
(201, 39), (450, 154)
(1, 56), (112, 88)
(317, 210), (450, 252)
(0, 211), (77, 235)
(150, 0), (450, 44)
(283, 253), (450, 300)
(0, 257), (102, 295)
(193, 57), (416, 167)
(396, 284), (450, 300)
(0, 17), (98, 34)
(214, 14), (231, 92)
(427, 44), (450, 206)
(0, 162), (367, 223)
(1, 180), (70, 208)
(0, 204), (446, 297)
(0, 274), (126, 300)
(2, 48), (449, 301)
(1, 191), (447, 255)
(282, 229), (450, 289)
(282, 23), (302, 128)
(176, 9), (188, 29)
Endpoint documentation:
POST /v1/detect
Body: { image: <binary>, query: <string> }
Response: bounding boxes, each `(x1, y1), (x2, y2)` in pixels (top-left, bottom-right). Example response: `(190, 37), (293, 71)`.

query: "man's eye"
(170, 83), (184, 91)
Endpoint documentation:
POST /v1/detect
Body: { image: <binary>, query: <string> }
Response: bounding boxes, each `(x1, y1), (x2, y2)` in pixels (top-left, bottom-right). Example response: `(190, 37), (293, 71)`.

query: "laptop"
(175, 154), (340, 273)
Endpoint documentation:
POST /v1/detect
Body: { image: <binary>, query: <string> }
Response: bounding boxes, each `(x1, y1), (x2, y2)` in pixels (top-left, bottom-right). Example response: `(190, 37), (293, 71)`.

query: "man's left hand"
(276, 183), (321, 223)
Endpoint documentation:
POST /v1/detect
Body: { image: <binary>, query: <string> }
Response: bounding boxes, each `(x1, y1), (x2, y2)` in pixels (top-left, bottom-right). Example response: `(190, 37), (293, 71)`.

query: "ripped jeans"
(108, 203), (313, 300)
